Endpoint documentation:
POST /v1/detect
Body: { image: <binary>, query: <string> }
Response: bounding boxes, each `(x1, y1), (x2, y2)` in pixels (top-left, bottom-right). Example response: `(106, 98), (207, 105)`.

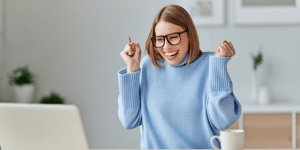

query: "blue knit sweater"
(117, 51), (242, 149)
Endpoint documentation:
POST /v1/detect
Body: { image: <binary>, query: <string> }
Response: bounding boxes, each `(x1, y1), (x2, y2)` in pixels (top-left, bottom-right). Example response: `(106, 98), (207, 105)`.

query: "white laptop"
(0, 103), (89, 150)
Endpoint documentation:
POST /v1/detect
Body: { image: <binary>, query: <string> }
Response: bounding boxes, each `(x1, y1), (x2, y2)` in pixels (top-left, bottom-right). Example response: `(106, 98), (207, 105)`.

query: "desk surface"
(90, 149), (300, 150)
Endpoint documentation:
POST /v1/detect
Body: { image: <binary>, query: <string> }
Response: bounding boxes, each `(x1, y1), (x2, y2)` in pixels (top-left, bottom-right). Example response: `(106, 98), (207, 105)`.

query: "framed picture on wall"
(181, 0), (225, 27)
(0, 0), (3, 66)
(234, 0), (300, 25)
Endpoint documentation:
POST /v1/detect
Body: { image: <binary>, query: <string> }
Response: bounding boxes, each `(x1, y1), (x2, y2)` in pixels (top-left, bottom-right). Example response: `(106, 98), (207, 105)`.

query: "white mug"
(210, 129), (244, 150)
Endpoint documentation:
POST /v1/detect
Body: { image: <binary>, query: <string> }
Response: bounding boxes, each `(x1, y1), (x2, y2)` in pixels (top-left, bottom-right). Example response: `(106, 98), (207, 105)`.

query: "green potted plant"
(39, 91), (65, 104)
(252, 50), (263, 72)
(8, 65), (35, 103)
(251, 46), (264, 103)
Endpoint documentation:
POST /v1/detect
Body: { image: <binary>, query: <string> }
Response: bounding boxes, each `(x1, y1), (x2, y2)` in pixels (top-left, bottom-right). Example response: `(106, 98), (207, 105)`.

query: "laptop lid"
(0, 103), (89, 150)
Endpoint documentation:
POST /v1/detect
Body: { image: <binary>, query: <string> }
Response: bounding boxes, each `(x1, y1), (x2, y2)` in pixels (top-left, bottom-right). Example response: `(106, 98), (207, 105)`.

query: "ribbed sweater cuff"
(209, 55), (232, 91)
(117, 67), (141, 107)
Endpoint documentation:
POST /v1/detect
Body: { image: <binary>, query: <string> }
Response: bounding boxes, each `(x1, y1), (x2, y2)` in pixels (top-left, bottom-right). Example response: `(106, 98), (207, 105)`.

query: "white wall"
(0, 0), (300, 149)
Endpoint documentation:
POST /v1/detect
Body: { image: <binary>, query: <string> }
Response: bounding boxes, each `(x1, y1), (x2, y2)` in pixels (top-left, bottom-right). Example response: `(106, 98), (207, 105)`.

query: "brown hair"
(145, 4), (202, 69)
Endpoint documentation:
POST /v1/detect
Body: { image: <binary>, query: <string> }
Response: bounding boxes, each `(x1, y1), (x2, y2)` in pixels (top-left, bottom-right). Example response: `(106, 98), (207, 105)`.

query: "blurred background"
(0, 0), (299, 149)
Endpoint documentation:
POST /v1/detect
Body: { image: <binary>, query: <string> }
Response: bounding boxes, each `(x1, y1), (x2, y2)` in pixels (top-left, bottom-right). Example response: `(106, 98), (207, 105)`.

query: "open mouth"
(165, 51), (178, 60)
(165, 51), (178, 56)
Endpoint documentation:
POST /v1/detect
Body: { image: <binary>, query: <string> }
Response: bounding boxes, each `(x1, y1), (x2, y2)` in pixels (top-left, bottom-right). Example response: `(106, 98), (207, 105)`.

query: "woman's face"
(154, 20), (189, 66)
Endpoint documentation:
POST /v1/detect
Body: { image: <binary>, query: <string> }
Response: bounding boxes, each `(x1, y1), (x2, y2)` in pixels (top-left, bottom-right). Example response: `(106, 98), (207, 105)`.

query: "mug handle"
(210, 136), (221, 150)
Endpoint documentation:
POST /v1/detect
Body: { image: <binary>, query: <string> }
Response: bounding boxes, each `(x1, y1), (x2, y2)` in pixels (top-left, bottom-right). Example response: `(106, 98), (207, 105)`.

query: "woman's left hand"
(214, 40), (236, 57)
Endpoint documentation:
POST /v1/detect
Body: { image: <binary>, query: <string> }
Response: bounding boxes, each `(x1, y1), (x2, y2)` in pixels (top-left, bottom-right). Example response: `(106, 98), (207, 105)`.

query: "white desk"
(90, 148), (300, 150)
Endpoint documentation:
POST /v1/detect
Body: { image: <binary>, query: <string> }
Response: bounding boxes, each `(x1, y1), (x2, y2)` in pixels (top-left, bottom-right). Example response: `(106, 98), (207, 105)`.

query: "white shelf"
(240, 101), (300, 113)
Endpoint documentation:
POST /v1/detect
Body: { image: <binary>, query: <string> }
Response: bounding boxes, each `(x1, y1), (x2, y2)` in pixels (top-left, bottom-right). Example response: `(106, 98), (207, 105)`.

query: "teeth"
(165, 51), (178, 56)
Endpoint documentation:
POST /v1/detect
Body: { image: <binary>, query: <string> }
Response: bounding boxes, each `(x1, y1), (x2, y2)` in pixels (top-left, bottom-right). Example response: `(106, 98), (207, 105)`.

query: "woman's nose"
(163, 39), (172, 49)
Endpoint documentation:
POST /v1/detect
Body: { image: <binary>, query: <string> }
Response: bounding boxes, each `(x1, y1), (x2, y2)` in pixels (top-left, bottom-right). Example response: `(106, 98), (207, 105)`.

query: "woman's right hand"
(120, 42), (142, 73)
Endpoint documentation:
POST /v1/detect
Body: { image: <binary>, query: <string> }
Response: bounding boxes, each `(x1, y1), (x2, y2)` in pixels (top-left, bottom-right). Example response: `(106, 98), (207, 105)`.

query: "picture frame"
(181, 0), (225, 27)
(0, 0), (3, 51)
(234, 0), (300, 25)
(0, 0), (3, 65)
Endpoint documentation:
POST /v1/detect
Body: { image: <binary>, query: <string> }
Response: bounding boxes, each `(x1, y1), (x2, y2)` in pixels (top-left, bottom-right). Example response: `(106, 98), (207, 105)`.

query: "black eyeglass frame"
(150, 28), (189, 48)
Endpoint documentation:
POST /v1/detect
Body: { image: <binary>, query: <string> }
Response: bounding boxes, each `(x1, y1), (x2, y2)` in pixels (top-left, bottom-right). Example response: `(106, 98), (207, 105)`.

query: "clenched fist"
(214, 40), (236, 57)
(120, 41), (142, 73)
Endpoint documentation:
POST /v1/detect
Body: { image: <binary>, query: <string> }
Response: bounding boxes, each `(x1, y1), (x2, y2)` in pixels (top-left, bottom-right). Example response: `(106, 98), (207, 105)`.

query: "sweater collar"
(171, 52), (189, 67)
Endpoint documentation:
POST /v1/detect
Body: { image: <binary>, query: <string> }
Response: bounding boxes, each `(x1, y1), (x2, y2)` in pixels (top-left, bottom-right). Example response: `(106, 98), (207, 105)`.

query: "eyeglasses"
(150, 28), (188, 48)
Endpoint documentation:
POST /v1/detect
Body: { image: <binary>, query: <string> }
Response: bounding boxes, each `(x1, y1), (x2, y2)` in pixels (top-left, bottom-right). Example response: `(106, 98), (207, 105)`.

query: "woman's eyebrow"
(156, 31), (181, 36)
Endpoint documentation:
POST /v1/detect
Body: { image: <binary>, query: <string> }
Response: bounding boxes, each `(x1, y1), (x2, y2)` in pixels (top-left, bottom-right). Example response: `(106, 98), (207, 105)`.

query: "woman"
(118, 4), (241, 149)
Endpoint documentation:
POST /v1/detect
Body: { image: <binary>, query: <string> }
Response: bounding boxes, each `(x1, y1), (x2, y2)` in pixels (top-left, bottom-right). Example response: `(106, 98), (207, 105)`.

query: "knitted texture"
(117, 51), (242, 149)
